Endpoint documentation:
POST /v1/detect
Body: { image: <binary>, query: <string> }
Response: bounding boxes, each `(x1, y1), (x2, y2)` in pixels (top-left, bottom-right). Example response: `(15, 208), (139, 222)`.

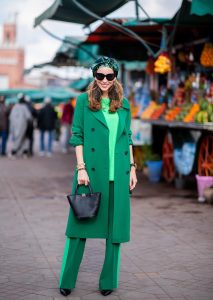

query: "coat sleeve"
(69, 95), (84, 147)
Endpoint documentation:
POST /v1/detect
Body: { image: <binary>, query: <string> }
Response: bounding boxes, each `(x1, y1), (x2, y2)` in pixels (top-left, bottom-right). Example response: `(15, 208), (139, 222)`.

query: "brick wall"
(0, 47), (25, 88)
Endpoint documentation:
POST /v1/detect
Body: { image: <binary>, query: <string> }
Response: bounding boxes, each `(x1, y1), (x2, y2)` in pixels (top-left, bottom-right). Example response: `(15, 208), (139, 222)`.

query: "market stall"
(137, 117), (213, 180)
(129, 0), (213, 187)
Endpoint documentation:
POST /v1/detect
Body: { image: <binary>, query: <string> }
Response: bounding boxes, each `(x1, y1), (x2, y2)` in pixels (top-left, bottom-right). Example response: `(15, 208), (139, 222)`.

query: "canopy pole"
(135, 0), (139, 20)
(136, 1), (151, 21)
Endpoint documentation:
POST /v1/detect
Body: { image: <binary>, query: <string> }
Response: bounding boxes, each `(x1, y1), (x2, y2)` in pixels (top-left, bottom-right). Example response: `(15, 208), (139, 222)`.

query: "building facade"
(0, 23), (25, 89)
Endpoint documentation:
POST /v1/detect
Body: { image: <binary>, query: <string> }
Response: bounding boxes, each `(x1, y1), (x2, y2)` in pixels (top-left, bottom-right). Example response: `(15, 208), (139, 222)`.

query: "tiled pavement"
(0, 147), (213, 300)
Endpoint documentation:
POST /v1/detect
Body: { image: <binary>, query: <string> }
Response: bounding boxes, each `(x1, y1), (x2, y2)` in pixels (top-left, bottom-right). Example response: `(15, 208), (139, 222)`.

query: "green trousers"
(59, 182), (121, 290)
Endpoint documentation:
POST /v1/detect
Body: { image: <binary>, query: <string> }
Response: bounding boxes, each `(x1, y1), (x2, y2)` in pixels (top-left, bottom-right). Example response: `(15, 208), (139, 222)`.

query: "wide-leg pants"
(58, 182), (121, 290)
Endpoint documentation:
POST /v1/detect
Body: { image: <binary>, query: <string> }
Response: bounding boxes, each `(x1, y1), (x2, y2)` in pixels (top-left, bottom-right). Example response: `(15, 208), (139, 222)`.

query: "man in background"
(37, 97), (57, 157)
(25, 95), (37, 156)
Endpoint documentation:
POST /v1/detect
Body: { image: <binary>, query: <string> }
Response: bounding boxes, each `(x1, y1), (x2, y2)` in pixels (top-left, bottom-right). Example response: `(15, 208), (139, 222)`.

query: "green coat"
(65, 92), (133, 243)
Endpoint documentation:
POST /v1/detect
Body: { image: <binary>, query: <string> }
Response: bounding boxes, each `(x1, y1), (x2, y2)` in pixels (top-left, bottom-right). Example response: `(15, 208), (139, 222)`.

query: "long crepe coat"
(65, 92), (133, 243)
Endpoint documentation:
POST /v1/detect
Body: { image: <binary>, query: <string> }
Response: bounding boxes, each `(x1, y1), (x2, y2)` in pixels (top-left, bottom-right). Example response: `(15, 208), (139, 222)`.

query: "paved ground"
(0, 143), (213, 300)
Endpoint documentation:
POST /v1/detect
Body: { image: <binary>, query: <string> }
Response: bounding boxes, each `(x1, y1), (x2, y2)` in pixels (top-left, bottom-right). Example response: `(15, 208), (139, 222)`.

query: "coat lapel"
(116, 100), (130, 142)
(90, 109), (108, 129)
(116, 108), (126, 142)
(84, 93), (108, 129)
(89, 98), (130, 136)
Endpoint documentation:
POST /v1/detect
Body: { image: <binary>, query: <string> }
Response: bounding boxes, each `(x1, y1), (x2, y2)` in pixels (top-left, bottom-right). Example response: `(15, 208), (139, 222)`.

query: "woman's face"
(94, 66), (116, 93)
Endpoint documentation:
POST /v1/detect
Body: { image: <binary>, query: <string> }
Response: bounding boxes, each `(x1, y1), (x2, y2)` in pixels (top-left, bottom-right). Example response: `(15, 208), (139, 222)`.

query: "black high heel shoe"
(59, 288), (71, 296)
(100, 290), (113, 296)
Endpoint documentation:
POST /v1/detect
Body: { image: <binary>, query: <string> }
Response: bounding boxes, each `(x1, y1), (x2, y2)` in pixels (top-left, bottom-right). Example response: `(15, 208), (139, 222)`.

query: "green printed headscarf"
(91, 56), (119, 76)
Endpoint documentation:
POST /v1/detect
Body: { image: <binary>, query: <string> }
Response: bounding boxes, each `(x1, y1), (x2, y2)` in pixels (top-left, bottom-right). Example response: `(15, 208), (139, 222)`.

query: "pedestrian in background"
(9, 94), (32, 158)
(38, 97), (57, 157)
(25, 95), (37, 156)
(61, 98), (74, 153)
(58, 57), (137, 297)
(0, 95), (10, 156)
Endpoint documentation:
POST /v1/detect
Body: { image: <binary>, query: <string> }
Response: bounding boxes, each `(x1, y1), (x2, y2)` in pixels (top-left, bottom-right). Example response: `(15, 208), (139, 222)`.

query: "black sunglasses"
(95, 72), (116, 81)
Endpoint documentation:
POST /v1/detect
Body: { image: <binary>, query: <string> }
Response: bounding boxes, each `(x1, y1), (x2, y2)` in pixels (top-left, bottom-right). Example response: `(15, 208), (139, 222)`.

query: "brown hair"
(87, 79), (123, 112)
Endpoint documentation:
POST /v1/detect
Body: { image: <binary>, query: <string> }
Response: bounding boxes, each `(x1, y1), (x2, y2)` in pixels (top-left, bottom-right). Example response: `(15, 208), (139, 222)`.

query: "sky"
(0, 0), (182, 72)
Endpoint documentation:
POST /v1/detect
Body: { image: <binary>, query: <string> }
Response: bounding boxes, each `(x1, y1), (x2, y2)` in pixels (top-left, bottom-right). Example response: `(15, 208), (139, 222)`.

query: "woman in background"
(9, 94), (32, 158)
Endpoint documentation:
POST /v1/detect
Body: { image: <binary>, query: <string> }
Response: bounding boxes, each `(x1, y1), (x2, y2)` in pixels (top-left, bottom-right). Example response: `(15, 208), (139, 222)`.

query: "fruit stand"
(131, 97), (213, 183)
(130, 25), (213, 184)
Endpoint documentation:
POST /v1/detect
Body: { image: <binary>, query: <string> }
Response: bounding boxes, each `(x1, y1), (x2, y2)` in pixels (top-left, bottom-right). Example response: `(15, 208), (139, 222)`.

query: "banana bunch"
(200, 43), (213, 67)
(154, 53), (172, 74)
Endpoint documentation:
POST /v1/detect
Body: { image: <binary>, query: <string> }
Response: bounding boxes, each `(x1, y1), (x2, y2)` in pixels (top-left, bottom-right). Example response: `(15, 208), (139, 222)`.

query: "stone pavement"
(0, 148), (213, 300)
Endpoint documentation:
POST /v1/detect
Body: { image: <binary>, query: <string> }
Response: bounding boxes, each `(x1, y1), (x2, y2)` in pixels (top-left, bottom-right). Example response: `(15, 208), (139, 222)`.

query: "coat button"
(91, 128), (95, 132)
(123, 131), (126, 135)
(91, 167), (96, 171)
(91, 148), (95, 152)
(126, 170), (130, 174)
(124, 151), (128, 155)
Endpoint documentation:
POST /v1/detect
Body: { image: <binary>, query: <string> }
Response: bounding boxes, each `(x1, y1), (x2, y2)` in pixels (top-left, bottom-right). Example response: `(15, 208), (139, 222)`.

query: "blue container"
(147, 160), (163, 182)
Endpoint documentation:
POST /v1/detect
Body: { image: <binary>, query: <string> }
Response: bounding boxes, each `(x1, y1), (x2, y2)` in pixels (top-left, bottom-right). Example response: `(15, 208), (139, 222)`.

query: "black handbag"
(67, 183), (101, 220)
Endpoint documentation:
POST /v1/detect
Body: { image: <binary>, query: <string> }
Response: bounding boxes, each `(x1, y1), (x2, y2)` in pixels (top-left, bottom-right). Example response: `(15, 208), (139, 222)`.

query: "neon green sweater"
(101, 98), (119, 181)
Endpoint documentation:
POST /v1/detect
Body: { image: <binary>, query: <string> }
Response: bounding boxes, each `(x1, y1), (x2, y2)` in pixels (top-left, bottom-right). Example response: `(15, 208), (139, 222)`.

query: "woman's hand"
(129, 167), (137, 191)
(77, 169), (90, 185)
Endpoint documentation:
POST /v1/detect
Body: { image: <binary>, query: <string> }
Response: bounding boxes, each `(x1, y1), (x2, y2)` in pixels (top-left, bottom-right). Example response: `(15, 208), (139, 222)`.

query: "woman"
(59, 56), (137, 297)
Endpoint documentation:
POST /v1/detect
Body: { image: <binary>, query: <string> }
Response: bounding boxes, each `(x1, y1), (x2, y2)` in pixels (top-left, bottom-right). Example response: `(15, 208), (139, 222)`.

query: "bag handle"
(75, 183), (93, 195)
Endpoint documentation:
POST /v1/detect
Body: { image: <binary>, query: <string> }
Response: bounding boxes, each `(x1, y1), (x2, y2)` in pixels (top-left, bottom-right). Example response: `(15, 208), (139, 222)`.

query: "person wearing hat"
(9, 94), (32, 158)
(59, 57), (137, 297)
